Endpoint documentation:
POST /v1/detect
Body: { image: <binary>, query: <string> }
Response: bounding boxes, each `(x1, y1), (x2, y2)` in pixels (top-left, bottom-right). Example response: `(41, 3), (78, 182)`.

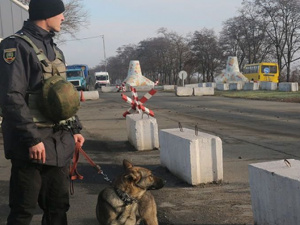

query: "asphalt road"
(1, 90), (300, 225)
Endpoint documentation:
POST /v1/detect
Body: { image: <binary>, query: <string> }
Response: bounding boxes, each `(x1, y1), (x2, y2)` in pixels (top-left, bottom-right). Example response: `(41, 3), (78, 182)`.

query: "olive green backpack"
(40, 75), (80, 122)
(15, 34), (80, 123)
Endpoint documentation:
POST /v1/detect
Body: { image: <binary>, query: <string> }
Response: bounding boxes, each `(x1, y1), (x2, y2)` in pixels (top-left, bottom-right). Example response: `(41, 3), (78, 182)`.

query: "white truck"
(94, 71), (110, 89)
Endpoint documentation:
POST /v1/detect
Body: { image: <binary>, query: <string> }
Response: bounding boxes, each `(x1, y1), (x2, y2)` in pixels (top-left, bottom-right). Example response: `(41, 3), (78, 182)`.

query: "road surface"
(1, 90), (299, 225)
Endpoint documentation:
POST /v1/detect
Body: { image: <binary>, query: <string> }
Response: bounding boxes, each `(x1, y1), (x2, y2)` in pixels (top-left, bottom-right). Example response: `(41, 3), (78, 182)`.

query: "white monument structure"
(123, 60), (155, 87)
(214, 56), (248, 83)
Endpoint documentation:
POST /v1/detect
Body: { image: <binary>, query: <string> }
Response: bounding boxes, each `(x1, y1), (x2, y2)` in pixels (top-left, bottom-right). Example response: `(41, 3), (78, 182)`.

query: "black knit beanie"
(29, 0), (65, 20)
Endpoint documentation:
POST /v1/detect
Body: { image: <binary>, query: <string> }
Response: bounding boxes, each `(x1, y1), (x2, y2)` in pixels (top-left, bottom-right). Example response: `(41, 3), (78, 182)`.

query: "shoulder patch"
(3, 48), (16, 64)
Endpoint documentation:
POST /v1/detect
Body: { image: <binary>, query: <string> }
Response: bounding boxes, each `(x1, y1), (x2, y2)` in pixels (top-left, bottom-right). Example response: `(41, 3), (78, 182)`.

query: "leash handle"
(77, 145), (102, 174)
(70, 143), (84, 180)
(69, 143), (112, 195)
(69, 143), (84, 195)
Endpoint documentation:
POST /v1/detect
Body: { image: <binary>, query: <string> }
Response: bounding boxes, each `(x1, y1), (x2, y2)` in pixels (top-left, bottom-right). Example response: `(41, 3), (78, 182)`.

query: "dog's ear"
(124, 170), (141, 183)
(123, 159), (133, 170)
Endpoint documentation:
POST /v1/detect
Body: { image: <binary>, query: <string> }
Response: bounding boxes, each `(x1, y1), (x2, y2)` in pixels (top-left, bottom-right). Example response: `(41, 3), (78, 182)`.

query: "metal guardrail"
(11, 0), (29, 10)
(13, 0), (29, 5)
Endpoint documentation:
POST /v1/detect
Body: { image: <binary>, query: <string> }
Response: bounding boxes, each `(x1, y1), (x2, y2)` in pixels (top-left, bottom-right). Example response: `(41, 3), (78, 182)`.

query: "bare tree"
(137, 37), (171, 84)
(19, 0), (89, 43)
(97, 28), (191, 85)
(105, 44), (138, 84)
(219, 17), (244, 64)
(255, 0), (300, 81)
(157, 28), (190, 85)
(220, 1), (273, 69)
(56, 0), (89, 42)
(135, 28), (190, 85)
(190, 28), (223, 82)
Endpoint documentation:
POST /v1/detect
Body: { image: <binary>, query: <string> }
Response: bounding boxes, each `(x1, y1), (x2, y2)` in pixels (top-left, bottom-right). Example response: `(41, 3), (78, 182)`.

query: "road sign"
(264, 67), (270, 74)
(178, 71), (187, 86)
(178, 71), (187, 80)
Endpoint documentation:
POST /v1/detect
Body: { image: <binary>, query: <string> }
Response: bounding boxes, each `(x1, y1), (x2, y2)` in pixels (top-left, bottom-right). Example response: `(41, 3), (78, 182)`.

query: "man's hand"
(29, 142), (46, 163)
(74, 134), (85, 147)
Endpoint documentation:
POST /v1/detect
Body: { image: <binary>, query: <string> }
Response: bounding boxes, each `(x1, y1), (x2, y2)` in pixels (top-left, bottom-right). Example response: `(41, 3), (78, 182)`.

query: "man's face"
(45, 13), (64, 32)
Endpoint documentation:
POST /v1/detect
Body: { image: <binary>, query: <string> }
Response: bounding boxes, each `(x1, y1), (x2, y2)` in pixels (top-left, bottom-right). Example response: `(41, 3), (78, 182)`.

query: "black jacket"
(0, 21), (78, 166)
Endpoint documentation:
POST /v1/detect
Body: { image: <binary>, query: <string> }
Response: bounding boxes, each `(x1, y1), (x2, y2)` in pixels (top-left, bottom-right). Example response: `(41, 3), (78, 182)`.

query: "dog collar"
(114, 188), (138, 205)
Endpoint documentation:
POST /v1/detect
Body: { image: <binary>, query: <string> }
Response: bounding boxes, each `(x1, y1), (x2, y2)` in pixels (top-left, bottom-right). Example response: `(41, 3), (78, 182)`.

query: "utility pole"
(101, 35), (107, 72)
(64, 35), (107, 70)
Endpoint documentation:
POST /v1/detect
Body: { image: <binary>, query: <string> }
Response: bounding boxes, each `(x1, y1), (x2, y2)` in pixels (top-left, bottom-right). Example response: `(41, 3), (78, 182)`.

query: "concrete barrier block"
(132, 86), (154, 92)
(260, 82), (277, 90)
(249, 159), (300, 225)
(175, 87), (193, 96)
(194, 87), (214, 96)
(101, 86), (119, 93)
(279, 82), (299, 92)
(185, 84), (199, 88)
(243, 82), (259, 90)
(229, 82), (243, 90)
(216, 83), (229, 91)
(154, 85), (164, 91)
(163, 85), (175, 91)
(79, 90), (99, 100)
(206, 82), (217, 88)
(159, 128), (223, 185)
(186, 83), (207, 88)
(126, 114), (159, 151)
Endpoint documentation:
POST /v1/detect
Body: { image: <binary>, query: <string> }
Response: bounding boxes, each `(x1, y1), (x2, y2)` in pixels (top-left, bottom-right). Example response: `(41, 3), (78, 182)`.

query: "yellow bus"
(243, 62), (279, 83)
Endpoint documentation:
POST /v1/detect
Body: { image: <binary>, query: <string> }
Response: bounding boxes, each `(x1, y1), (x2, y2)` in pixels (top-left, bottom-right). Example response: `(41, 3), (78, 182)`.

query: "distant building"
(0, 0), (28, 42)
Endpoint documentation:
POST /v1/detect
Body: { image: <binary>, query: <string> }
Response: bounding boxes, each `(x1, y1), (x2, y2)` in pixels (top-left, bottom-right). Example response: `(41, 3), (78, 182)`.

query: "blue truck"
(66, 64), (90, 91)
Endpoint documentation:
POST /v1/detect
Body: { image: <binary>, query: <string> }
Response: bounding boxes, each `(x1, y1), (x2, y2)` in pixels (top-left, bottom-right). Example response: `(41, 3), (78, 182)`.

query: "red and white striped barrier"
(139, 88), (156, 103)
(130, 87), (141, 113)
(121, 86), (157, 117)
(117, 82), (126, 92)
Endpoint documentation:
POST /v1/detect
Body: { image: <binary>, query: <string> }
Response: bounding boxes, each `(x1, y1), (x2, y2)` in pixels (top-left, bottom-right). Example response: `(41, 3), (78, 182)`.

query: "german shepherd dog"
(96, 159), (165, 225)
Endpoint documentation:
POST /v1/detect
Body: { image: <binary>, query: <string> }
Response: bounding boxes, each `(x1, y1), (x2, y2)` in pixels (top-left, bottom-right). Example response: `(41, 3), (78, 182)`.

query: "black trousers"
(7, 160), (70, 225)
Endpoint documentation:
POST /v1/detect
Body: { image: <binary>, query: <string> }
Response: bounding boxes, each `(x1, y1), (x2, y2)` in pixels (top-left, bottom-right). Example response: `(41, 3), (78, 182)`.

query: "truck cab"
(66, 65), (89, 91)
(95, 72), (110, 89)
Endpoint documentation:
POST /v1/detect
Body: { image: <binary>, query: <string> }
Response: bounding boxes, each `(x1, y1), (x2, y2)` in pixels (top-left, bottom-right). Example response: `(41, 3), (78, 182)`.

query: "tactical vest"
(13, 34), (80, 126)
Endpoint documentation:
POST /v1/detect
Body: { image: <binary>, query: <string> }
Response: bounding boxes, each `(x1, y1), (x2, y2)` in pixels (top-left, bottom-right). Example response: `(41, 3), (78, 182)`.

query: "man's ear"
(123, 159), (133, 170)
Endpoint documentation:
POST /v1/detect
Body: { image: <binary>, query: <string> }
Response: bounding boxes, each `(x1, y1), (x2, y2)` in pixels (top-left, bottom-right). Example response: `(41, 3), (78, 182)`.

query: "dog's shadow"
(70, 163), (122, 195)
(77, 139), (190, 188)
(72, 162), (190, 193)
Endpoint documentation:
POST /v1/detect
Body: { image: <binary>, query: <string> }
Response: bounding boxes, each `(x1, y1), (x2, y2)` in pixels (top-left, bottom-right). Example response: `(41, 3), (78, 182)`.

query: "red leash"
(69, 143), (103, 194)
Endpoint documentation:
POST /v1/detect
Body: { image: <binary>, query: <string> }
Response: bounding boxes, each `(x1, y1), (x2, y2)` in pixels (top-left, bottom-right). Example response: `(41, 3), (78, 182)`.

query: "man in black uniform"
(0, 0), (85, 224)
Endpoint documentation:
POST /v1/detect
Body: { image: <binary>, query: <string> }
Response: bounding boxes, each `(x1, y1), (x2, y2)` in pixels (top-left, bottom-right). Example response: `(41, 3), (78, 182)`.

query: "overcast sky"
(60, 0), (244, 68)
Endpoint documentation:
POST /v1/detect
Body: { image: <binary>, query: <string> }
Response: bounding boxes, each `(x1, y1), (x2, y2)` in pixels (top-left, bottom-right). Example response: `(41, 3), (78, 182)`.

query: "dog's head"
(122, 159), (165, 190)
